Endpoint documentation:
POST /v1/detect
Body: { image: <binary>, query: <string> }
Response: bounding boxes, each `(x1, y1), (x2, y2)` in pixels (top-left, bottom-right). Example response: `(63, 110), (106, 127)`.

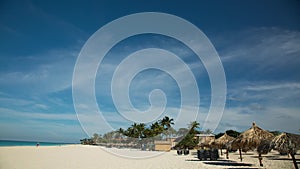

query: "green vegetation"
(268, 130), (281, 136)
(175, 121), (200, 149)
(226, 130), (241, 138)
(80, 118), (245, 151)
(80, 116), (175, 149)
(119, 116), (174, 139)
(215, 130), (241, 139)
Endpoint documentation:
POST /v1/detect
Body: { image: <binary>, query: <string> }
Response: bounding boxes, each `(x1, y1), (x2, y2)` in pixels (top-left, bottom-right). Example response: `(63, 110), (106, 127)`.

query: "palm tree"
(151, 122), (164, 136)
(143, 128), (154, 138)
(175, 121), (201, 149)
(123, 123), (145, 149)
(125, 123), (146, 138)
(160, 116), (174, 130)
(136, 123), (146, 139)
(189, 121), (200, 134)
(159, 116), (175, 140)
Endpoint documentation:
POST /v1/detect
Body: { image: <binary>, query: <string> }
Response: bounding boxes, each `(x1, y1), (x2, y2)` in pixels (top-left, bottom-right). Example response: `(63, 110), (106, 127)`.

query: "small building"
(154, 140), (171, 151)
(195, 134), (215, 144)
(154, 137), (177, 151)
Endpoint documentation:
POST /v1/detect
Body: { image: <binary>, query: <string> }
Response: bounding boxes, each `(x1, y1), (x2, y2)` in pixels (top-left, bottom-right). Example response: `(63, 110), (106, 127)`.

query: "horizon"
(0, 0), (300, 143)
(0, 139), (78, 144)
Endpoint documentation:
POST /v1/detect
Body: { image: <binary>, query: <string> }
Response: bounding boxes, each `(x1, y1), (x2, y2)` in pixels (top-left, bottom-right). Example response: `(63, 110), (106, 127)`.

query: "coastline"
(0, 145), (298, 169)
(0, 140), (77, 147)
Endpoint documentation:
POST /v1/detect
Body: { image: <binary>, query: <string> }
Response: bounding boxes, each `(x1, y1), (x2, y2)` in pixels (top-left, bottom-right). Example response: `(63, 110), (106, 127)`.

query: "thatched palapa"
(272, 132), (300, 154)
(231, 122), (274, 166)
(272, 132), (300, 169)
(215, 133), (235, 147)
(213, 133), (235, 158)
(232, 123), (274, 151)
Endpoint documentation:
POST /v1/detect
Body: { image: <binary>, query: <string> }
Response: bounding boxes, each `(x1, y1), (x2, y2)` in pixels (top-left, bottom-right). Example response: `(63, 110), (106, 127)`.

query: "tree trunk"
(290, 153), (299, 169)
(220, 148), (223, 155)
(239, 148), (243, 162)
(258, 153), (263, 167)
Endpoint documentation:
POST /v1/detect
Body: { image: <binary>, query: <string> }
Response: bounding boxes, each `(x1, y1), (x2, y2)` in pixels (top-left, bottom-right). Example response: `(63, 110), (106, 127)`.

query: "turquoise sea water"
(0, 140), (75, 147)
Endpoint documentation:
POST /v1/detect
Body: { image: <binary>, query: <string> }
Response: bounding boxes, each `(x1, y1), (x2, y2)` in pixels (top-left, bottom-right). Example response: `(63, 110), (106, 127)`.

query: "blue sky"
(0, 0), (300, 143)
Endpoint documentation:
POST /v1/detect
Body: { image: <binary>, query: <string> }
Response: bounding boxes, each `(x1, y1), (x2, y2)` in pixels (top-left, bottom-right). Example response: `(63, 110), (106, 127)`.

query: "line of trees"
(80, 118), (249, 150)
(118, 116), (174, 139)
(80, 116), (177, 147)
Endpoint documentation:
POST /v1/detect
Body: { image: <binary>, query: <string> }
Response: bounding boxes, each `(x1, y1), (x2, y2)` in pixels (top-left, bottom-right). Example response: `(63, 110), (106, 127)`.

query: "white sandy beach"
(0, 145), (298, 169)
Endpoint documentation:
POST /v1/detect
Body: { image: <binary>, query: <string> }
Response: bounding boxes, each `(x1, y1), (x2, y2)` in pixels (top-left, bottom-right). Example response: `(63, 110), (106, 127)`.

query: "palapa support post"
(239, 148), (243, 162)
(290, 153), (299, 169)
(220, 148), (223, 155)
(258, 153), (263, 167)
(226, 149), (229, 159)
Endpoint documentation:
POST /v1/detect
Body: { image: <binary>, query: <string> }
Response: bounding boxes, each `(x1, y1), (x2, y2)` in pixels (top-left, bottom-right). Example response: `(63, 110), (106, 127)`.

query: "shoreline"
(0, 140), (78, 147)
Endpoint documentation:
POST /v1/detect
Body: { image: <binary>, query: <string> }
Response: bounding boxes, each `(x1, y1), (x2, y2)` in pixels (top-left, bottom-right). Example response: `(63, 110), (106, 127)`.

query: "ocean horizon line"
(0, 139), (78, 147)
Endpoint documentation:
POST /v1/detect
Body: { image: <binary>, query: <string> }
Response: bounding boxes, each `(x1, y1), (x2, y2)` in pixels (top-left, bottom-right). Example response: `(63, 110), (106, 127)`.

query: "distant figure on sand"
(36, 142), (39, 147)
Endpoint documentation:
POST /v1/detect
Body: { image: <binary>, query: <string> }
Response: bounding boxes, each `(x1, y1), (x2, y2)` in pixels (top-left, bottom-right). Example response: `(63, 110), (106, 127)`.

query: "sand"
(0, 145), (298, 169)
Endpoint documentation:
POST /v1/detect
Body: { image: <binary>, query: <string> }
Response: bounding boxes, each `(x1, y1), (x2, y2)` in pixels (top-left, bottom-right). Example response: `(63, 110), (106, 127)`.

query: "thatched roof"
(257, 138), (273, 154)
(208, 139), (217, 148)
(215, 133), (235, 147)
(272, 132), (300, 154)
(231, 122), (274, 151)
(198, 139), (212, 148)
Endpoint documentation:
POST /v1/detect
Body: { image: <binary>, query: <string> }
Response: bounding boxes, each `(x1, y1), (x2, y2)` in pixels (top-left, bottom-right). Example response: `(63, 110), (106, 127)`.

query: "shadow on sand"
(186, 159), (256, 168)
(266, 157), (300, 161)
(226, 168), (260, 169)
(203, 160), (253, 167)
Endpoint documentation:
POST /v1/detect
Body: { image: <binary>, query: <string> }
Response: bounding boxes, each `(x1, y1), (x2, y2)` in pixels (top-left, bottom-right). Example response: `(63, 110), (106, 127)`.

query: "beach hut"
(271, 132), (300, 169)
(214, 133), (235, 159)
(231, 122), (274, 166)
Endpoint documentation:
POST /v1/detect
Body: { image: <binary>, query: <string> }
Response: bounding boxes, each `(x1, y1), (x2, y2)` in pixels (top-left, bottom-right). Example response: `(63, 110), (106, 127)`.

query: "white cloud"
(0, 106), (84, 142)
(244, 82), (300, 91)
(0, 107), (77, 121)
(0, 48), (77, 94)
(227, 81), (300, 106)
(218, 106), (300, 134)
(220, 27), (300, 75)
(221, 80), (300, 134)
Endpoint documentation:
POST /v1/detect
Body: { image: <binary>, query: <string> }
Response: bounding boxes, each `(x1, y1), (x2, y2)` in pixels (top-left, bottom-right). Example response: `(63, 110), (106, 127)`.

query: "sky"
(0, 0), (300, 143)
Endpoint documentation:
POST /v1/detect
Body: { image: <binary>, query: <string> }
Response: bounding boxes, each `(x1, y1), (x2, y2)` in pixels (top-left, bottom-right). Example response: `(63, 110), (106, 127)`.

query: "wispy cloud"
(218, 106), (300, 134)
(227, 81), (300, 106)
(213, 27), (300, 134)
(223, 82), (300, 134)
(0, 106), (84, 142)
(219, 27), (300, 81)
(244, 82), (300, 91)
(0, 107), (76, 121)
(0, 48), (78, 94)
